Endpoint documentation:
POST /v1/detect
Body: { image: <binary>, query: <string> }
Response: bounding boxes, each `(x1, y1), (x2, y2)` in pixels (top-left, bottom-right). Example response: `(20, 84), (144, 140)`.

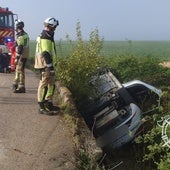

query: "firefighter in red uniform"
(34, 17), (60, 115)
(12, 20), (29, 93)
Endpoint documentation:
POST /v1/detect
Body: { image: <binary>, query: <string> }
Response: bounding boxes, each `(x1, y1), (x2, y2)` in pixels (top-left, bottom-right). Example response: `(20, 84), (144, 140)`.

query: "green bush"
(135, 87), (170, 170)
(57, 22), (107, 104)
(158, 151), (170, 170)
(107, 54), (169, 86)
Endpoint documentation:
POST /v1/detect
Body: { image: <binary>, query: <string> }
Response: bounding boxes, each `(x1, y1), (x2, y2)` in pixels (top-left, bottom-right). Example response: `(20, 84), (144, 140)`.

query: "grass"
(29, 40), (170, 61)
(101, 41), (170, 60)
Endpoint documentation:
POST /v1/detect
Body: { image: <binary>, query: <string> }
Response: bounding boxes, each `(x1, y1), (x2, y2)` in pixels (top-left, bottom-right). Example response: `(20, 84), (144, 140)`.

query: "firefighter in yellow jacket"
(12, 20), (29, 93)
(34, 17), (60, 115)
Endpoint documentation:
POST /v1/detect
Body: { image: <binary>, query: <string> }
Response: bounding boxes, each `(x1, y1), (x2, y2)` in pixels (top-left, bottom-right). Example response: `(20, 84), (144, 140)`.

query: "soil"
(0, 69), (76, 170)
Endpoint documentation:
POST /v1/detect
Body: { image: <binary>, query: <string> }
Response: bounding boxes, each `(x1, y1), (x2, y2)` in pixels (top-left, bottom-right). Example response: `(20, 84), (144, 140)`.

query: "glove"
(49, 66), (55, 76)
(14, 54), (20, 65)
(16, 54), (20, 60)
(50, 70), (55, 76)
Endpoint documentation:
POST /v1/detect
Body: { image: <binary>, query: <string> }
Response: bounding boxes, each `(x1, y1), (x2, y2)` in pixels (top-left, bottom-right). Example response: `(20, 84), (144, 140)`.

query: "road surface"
(0, 69), (75, 170)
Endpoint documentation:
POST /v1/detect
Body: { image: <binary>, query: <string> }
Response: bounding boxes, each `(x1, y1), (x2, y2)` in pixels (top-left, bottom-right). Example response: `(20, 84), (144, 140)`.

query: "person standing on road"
(12, 20), (29, 93)
(34, 17), (60, 115)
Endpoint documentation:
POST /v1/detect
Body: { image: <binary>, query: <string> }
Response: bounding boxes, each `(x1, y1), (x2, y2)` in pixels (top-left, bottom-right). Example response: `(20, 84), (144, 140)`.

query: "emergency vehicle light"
(5, 36), (13, 42)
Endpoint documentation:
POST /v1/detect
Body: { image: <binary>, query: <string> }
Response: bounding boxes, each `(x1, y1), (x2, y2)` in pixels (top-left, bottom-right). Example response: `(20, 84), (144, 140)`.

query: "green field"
(101, 41), (170, 60)
(29, 40), (170, 61)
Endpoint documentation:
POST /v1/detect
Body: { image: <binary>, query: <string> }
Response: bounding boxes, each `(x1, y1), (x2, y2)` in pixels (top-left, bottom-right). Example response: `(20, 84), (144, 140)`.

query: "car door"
(123, 80), (162, 114)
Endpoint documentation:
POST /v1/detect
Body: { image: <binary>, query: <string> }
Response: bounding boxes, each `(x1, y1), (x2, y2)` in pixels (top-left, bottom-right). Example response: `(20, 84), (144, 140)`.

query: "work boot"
(12, 84), (18, 92)
(38, 102), (57, 116)
(39, 108), (52, 115)
(14, 87), (26, 93)
(44, 101), (60, 112)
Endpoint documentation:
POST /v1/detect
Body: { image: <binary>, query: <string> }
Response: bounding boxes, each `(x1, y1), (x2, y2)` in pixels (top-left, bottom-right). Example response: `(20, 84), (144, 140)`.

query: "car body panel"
(123, 80), (162, 114)
(96, 103), (141, 148)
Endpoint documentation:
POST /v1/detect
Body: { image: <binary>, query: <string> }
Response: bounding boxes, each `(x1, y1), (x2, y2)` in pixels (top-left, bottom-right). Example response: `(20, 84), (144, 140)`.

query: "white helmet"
(44, 17), (59, 28)
(15, 19), (24, 29)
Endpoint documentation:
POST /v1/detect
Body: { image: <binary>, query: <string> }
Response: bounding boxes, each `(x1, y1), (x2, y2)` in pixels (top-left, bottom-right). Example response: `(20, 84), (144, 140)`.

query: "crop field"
(29, 40), (170, 61)
(101, 41), (170, 60)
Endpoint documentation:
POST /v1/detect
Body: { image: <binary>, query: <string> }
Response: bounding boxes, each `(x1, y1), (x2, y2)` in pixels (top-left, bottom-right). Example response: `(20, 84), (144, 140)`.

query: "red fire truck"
(0, 7), (17, 73)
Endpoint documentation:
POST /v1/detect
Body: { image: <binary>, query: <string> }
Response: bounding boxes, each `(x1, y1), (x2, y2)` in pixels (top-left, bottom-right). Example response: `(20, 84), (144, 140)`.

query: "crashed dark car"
(79, 69), (162, 150)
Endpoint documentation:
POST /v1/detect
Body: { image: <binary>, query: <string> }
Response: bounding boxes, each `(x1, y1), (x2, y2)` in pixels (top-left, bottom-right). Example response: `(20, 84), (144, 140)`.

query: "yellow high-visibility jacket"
(34, 33), (56, 69)
(16, 31), (29, 59)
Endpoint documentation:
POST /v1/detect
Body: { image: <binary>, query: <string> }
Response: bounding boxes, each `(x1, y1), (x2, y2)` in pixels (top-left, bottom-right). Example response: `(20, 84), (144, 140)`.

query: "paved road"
(0, 69), (75, 170)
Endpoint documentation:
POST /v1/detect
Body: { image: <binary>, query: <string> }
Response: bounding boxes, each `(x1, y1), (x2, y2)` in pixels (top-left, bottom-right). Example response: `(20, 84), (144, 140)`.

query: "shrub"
(57, 22), (107, 105)
(108, 54), (169, 86)
(158, 152), (170, 170)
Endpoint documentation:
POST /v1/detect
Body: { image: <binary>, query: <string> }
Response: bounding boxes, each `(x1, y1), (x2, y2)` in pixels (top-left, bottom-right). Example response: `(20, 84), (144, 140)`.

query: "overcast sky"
(1, 0), (170, 41)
